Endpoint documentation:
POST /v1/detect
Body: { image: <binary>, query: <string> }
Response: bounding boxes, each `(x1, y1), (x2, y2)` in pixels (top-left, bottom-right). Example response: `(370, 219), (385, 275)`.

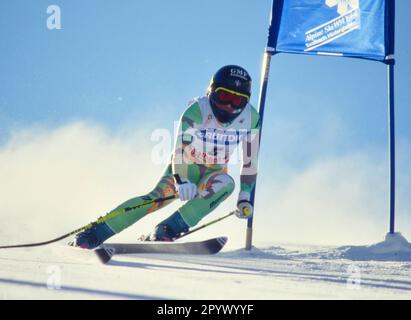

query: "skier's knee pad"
(198, 172), (235, 200)
(179, 172), (235, 227)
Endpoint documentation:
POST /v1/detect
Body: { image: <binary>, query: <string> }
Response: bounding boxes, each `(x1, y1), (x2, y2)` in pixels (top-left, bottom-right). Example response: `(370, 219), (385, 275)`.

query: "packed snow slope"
(1, 238), (411, 300)
(1, 123), (411, 299)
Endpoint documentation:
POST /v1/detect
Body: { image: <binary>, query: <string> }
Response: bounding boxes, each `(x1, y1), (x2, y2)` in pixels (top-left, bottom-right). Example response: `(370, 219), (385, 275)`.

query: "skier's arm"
(172, 101), (203, 181)
(238, 108), (260, 206)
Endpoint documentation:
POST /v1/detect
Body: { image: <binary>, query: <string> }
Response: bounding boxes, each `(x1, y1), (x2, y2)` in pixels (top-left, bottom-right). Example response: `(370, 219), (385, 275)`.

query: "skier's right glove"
(174, 174), (198, 201)
(235, 200), (253, 219)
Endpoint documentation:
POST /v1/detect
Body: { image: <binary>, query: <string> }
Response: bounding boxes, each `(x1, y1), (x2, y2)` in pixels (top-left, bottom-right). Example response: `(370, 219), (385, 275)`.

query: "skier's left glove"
(173, 174), (198, 201)
(236, 200), (253, 219)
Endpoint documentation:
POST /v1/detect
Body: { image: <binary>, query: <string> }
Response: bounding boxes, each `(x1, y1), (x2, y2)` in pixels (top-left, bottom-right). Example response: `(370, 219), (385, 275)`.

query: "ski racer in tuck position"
(74, 65), (261, 249)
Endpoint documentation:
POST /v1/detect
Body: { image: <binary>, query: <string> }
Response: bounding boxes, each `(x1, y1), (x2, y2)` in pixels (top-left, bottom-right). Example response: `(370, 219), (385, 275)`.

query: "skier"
(74, 65), (261, 249)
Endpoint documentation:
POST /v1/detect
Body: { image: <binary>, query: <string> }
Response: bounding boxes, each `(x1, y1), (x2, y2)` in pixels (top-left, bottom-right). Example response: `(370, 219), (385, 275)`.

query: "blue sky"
(1, 1), (409, 152)
(0, 1), (410, 243)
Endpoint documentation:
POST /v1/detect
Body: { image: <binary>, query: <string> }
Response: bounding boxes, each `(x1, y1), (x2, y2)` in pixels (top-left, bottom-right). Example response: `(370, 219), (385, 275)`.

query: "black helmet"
(207, 65), (252, 123)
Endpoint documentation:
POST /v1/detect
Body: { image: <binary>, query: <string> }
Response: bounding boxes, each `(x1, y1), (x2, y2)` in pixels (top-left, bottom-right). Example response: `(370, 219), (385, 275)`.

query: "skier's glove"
(236, 200), (253, 219)
(174, 174), (198, 201)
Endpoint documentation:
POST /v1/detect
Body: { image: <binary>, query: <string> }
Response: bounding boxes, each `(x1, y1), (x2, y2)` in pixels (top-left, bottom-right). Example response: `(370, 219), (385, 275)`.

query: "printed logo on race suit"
(183, 128), (246, 165)
(194, 128), (242, 146)
(305, 0), (361, 52)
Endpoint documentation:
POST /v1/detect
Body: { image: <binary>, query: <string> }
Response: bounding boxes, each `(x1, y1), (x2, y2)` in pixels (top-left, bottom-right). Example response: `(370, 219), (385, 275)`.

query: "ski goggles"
(213, 87), (250, 109)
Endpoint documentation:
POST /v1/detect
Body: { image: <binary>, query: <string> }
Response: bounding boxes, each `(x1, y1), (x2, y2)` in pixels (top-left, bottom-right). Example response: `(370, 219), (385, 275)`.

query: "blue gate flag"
(267, 0), (395, 63)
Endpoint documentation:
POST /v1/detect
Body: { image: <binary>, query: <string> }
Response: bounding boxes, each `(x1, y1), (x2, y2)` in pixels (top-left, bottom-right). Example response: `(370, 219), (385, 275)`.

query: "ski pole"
(178, 210), (236, 239)
(0, 194), (177, 249)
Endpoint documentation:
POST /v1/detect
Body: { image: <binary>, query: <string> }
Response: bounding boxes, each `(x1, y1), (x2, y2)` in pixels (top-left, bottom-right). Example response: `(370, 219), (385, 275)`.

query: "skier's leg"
(149, 171), (235, 240)
(105, 166), (176, 233)
(74, 164), (176, 249)
(179, 171), (235, 226)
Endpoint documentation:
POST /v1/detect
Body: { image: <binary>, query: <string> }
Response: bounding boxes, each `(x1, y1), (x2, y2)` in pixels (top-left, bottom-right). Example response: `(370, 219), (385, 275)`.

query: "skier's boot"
(148, 211), (189, 241)
(73, 220), (115, 249)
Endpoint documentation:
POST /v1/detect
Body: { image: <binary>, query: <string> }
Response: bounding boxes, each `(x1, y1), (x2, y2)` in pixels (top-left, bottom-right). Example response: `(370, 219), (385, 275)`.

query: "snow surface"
(1, 235), (411, 300)
(2, 121), (411, 299)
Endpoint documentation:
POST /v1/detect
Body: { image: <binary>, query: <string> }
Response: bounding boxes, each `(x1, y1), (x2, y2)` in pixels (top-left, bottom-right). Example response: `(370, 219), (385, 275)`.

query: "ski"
(95, 236), (228, 264)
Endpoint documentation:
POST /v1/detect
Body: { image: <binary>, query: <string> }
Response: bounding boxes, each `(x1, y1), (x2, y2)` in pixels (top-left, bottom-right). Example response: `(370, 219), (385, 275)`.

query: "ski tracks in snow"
(1, 244), (411, 299)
